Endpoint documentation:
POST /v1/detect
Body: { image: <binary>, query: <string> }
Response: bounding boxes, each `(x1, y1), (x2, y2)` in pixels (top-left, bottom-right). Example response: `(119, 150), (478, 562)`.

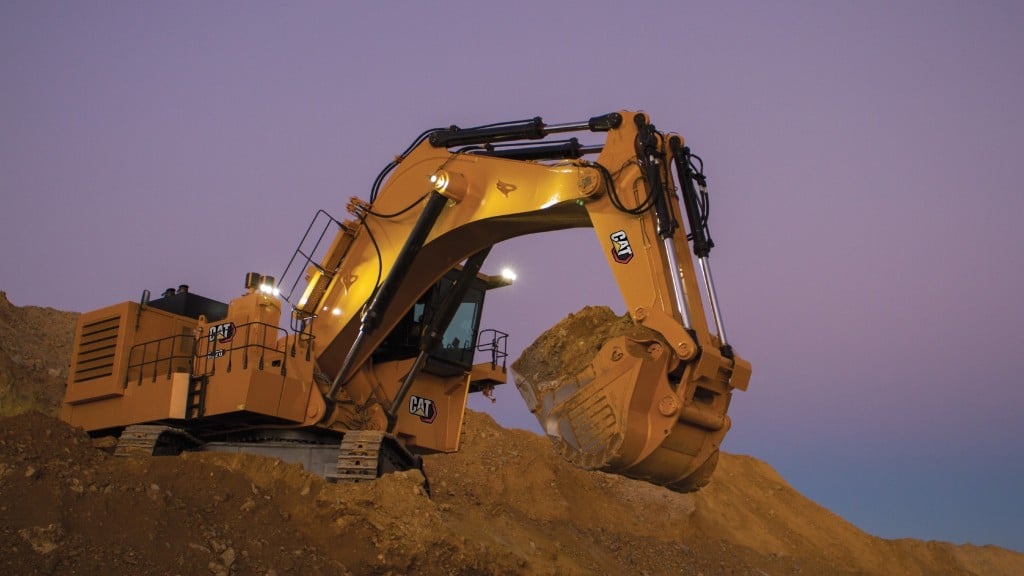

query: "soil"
(0, 292), (77, 417)
(1, 295), (1022, 575)
(510, 305), (660, 386)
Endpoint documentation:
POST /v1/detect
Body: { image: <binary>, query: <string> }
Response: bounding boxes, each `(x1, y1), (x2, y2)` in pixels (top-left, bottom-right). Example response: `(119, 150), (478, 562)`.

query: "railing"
(126, 320), (294, 386)
(277, 209), (348, 325)
(126, 333), (196, 385)
(194, 321), (291, 378)
(475, 329), (509, 371)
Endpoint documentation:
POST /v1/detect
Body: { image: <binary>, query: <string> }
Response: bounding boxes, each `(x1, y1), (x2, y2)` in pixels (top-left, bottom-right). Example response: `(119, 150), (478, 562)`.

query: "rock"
(221, 547), (236, 571)
(18, 524), (63, 555)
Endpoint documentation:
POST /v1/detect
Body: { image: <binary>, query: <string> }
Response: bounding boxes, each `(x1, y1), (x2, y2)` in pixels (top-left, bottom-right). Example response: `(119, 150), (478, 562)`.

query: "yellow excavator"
(60, 110), (750, 492)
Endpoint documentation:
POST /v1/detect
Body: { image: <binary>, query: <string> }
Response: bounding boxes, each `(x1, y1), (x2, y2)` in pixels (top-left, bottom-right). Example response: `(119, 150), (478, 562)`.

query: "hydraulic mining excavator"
(61, 110), (750, 491)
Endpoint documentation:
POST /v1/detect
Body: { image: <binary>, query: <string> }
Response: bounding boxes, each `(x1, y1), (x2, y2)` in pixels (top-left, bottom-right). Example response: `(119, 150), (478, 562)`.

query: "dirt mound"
(0, 291), (77, 417)
(3, 410), (1022, 575)
(1, 297), (1022, 575)
(511, 305), (659, 385)
(0, 411), (504, 576)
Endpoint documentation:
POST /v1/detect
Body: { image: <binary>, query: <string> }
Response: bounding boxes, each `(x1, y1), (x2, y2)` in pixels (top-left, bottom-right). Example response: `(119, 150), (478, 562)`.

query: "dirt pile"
(0, 291), (77, 417)
(4, 410), (1023, 576)
(1, 297), (1022, 575)
(511, 305), (660, 386)
(0, 411), (501, 576)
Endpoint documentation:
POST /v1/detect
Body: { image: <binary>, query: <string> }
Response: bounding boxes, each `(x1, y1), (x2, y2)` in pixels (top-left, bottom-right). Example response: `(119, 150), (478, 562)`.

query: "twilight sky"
(2, 1), (1022, 552)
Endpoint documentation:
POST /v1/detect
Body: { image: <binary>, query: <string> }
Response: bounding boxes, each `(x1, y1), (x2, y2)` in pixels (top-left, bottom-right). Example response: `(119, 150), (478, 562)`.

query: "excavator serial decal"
(610, 230), (634, 264)
(409, 395), (437, 424)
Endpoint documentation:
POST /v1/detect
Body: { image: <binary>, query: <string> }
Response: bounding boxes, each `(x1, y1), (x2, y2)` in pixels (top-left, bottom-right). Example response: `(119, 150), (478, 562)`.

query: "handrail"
(126, 320), (294, 385)
(278, 209), (345, 305)
(194, 320), (291, 378)
(475, 328), (509, 371)
(126, 333), (195, 385)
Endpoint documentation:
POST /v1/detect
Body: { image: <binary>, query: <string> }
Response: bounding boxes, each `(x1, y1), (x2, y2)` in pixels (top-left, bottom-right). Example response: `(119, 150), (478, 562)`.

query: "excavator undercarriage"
(112, 424), (426, 489)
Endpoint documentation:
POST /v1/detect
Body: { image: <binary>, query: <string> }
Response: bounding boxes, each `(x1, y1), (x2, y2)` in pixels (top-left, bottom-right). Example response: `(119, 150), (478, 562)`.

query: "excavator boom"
(295, 110), (750, 490)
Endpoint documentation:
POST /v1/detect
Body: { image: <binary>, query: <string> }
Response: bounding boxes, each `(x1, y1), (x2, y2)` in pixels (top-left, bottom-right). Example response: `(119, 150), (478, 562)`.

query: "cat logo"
(495, 180), (517, 197)
(610, 230), (634, 264)
(409, 395), (437, 424)
(208, 322), (236, 344)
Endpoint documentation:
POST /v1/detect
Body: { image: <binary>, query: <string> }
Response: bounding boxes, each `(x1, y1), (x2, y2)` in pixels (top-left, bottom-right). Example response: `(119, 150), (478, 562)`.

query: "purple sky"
(3, 1), (1022, 552)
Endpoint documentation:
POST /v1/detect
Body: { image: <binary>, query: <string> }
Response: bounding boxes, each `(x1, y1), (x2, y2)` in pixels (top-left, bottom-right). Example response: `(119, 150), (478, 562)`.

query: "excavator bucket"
(512, 306), (741, 492)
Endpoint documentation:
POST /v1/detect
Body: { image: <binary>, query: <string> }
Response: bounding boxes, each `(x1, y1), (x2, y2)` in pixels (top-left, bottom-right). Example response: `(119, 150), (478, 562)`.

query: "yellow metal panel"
(167, 372), (189, 419)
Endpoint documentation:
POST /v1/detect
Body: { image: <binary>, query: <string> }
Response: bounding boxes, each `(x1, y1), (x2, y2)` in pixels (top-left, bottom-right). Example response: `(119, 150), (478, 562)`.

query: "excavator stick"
(503, 112), (750, 491)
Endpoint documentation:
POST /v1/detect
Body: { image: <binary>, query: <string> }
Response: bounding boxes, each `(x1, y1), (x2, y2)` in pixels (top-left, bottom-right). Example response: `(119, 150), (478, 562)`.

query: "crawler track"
(334, 430), (384, 482)
(114, 424), (201, 457)
(333, 430), (429, 493)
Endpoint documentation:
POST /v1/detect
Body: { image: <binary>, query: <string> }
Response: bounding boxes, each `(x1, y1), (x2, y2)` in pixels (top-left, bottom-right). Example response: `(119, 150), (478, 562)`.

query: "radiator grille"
(72, 315), (120, 383)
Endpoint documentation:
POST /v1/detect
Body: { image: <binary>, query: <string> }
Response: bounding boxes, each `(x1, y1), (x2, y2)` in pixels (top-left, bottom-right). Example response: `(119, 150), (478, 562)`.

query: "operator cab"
(374, 268), (509, 377)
